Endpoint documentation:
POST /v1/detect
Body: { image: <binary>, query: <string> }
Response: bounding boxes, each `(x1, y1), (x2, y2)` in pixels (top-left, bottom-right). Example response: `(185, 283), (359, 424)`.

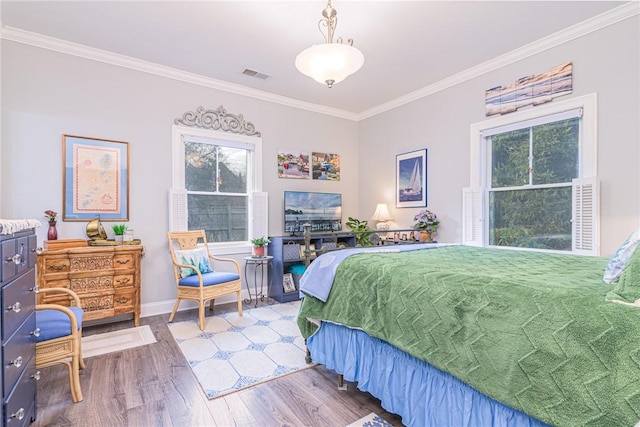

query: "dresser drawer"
(1, 239), (17, 283)
(81, 294), (115, 321)
(113, 253), (136, 271)
(2, 270), (36, 341)
(69, 254), (112, 272)
(113, 274), (134, 288)
(2, 313), (36, 397)
(114, 291), (135, 314)
(41, 256), (71, 274)
(3, 357), (36, 427)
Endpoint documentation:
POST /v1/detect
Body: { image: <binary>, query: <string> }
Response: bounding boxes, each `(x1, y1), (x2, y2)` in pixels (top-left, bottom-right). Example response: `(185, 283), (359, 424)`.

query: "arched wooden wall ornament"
(174, 105), (261, 137)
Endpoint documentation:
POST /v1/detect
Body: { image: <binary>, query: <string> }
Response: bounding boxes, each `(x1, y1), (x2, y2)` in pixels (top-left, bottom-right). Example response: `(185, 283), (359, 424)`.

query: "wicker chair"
(168, 230), (243, 330)
(35, 287), (85, 403)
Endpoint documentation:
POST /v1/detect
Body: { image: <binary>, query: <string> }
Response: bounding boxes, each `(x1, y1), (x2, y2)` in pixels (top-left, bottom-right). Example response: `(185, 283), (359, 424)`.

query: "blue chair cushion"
(178, 272), (240, 287)
(36, 306), (84, 342)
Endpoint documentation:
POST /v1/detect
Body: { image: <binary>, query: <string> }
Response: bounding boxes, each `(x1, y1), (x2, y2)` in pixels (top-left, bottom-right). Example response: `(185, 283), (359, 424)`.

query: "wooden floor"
(32, 301), (404, 427)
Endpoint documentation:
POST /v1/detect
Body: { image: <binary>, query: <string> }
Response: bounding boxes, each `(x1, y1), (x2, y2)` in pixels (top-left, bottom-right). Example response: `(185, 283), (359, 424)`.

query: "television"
(284, 191), (342, 234)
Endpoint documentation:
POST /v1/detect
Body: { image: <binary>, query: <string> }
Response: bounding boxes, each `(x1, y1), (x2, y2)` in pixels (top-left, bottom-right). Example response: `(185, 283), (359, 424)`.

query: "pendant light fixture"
(295, 0), (364, 88)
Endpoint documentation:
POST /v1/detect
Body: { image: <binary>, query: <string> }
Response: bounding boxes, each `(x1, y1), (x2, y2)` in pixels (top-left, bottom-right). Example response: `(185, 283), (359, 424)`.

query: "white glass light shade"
(295, 43), (364, 87)
(371, 203), (392, 221)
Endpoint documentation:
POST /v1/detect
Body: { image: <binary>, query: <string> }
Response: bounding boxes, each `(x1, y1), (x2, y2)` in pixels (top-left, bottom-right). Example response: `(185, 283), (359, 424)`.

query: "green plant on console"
(112, 224), (128, 236)
(250, 236), (272, 247)
(346, 217), (373, 247)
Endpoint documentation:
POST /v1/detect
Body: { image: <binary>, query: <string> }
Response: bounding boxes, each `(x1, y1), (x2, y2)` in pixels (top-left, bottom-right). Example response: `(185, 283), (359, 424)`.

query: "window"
(171, 126), (265, 246)
(465, 93), (599, 255)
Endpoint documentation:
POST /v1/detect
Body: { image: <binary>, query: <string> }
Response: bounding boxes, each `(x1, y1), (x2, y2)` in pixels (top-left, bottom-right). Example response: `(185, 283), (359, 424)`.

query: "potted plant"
(346, 217), (373, 247)
(112, 224), (128, 243)
(413, 209), (440, 242)
(250, 236), (271, 257)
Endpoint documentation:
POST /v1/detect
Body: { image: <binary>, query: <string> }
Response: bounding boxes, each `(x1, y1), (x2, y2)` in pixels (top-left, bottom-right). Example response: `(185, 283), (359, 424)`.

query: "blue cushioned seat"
(35, 307), (84, 342)
(178, 272), (240, 287)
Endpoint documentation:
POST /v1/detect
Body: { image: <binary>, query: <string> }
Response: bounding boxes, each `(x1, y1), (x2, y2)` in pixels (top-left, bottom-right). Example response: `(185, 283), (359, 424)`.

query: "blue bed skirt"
(307, 321), (549, 427)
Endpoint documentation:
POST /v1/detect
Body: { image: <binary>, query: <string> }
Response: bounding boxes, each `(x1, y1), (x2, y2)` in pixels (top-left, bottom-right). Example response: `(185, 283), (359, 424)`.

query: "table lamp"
(371, 203), (393, 231)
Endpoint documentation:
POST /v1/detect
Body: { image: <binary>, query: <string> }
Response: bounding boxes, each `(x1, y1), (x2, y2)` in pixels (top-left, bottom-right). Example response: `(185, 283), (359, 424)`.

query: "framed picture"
(282, 273), (296, 293)
(396, 149), (427, 208)
(299, 243), (317, 260)
(277, 148), (310, 179)
(311, 152), (340, 181)
(63, 134), (130, 221)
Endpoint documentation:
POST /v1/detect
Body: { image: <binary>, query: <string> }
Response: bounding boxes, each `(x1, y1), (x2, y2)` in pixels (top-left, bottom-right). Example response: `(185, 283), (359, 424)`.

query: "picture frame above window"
(63, 134), (129, 221)
(396, 149), (427, 208)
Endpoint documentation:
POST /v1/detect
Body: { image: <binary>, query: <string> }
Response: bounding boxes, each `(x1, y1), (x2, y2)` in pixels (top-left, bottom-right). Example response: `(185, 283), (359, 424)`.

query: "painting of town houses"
(312, 152), (340, 181)
(278, 148), (310, 179)
(485, 62), (573, 116)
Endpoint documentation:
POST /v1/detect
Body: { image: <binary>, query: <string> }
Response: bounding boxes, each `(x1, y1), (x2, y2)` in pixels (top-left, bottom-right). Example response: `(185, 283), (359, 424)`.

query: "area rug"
(82, 325), (157, 358)
(168, 300), (314, 399)
(346, 412), (393, 427)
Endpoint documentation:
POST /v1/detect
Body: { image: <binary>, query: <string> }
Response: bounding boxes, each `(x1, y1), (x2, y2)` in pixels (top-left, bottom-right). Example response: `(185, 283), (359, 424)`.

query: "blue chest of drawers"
(1, 229), (38, 426)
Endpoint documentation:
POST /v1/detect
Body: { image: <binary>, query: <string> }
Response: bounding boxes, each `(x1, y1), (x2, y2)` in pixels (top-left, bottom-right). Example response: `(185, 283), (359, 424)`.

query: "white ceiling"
(0, 1), (629, 117)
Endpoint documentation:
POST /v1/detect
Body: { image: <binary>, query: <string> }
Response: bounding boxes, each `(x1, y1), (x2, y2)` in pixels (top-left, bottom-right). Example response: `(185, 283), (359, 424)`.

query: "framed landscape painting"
(63, 134), (129, 221)
(396, 149), (427, 208)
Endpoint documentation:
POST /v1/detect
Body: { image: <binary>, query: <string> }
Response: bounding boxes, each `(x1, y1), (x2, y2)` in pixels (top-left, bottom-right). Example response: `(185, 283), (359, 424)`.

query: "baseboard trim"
(140, 292), (248, 318)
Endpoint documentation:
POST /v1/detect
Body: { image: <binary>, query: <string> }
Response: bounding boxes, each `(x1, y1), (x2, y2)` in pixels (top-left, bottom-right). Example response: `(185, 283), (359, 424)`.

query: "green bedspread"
(297, 246), (640, 426)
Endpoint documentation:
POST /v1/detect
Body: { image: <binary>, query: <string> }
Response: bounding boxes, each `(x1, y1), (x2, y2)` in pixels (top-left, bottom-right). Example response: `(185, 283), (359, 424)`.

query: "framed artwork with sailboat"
(396, 149), (427, 208)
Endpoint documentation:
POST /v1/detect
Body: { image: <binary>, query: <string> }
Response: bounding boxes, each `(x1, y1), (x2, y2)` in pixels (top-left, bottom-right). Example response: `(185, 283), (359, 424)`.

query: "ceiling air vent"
(242, 68), (270, 80)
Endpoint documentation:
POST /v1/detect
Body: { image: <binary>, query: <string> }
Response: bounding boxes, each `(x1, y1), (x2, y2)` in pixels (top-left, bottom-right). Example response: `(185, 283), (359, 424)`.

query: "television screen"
(284, 191), (342, 234)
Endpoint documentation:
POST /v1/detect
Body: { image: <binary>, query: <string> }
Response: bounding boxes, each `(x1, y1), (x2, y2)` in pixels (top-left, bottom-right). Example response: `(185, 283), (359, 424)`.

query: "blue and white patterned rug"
(168, 300), (313, 399)
(347, 412), (394, 427)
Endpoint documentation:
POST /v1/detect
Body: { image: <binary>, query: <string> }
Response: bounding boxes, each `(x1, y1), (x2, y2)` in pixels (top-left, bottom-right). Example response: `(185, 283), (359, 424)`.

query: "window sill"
(207, 242), (252, 256)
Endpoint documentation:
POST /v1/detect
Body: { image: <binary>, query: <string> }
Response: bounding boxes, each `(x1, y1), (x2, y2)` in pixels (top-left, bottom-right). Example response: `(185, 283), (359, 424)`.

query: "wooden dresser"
(1, 229), (38, 426)
(36, 245), (143, 326)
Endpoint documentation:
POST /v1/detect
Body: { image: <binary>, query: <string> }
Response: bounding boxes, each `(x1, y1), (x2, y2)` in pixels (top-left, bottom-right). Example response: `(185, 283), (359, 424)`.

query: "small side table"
(243, 256), (274, 307)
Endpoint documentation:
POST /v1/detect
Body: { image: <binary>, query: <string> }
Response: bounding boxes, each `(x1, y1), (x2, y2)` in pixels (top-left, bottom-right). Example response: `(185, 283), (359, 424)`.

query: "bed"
(297, 243), (640, 427)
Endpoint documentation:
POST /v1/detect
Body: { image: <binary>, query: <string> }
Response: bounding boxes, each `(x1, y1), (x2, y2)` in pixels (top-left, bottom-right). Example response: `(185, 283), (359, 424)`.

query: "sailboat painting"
(396, 149), (427, 208)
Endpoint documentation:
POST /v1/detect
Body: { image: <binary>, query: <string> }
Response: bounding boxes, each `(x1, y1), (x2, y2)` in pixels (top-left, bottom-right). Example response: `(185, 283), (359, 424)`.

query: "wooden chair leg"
(71, 356), (83, 402)
(198, 301), (206, 331)
(168, 299), (181, 323)
(237, 291), (243, 316)
(79, 341), (86, 370)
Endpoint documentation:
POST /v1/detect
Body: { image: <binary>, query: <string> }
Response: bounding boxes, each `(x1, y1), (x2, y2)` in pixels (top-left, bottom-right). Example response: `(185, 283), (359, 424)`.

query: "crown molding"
(356, 2), (639, 121)
(0, 25), (359, 121)
(1, 2), (637, 123)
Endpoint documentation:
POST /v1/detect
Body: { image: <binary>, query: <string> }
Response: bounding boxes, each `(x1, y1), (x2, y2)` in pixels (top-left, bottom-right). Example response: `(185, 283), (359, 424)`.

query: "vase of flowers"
(413, 209), (440, 242)
(44, 210), (58, 240)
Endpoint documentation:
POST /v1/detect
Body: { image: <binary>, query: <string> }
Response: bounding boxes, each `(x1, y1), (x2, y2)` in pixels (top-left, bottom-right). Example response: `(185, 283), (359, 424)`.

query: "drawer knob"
(30, 285), (40, 293)
(49, 264), (68, 271)
(117, 278), (131, 285)
(5, 253), (23, 265)
(31, 328), (41, 338)
(7, 302), (22, 313)
(32, 370), (41, 381)
(116, 259), (131, 265)
(9, 356), (23, 368)
(10, 408), (25, 421)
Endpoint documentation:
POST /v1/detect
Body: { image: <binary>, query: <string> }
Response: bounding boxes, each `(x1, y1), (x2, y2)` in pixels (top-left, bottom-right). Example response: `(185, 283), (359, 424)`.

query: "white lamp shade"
(371, 203), (393, 222)
(295, 43), (364, 86)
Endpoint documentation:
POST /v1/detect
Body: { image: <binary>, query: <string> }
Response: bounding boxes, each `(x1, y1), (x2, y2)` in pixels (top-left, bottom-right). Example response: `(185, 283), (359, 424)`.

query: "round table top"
(244, 255), (274, 262)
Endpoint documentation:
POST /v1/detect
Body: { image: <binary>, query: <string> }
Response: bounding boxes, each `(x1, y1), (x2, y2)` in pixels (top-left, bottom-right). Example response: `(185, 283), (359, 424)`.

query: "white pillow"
(603, 228), (640, 284)
(174, 247), (213, 278)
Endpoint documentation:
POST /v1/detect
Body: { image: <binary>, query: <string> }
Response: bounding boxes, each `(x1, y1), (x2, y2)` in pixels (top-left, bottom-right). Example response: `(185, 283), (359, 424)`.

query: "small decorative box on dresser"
(1, 228), (38, 427)
(36, 245), (143, 326)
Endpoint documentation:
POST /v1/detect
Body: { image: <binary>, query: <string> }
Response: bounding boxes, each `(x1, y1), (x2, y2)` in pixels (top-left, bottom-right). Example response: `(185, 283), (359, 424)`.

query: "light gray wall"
(358, 17), (640, 256)
(0, 41), (359, 313)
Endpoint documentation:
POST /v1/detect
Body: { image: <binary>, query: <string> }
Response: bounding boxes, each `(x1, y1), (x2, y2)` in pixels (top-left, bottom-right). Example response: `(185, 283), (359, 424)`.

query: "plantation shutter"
(169, 188), (188, 231)
(249, 192), (269, 241)
(462, 187), (483, 246)
(572, 177), (599, 255)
